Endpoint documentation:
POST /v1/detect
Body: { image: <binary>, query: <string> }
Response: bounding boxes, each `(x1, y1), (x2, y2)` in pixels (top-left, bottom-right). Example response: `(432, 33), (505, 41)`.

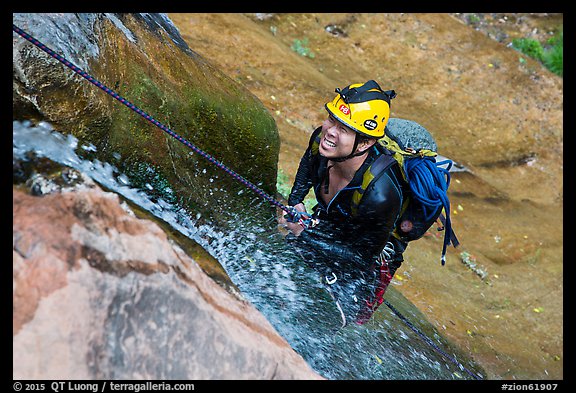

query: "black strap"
(337, 80), (396, 105)
(439, 213), (460, 248)
(369, 149), (396, 175)
(323, 164), (333, 194)
(349, 149), (397, 215)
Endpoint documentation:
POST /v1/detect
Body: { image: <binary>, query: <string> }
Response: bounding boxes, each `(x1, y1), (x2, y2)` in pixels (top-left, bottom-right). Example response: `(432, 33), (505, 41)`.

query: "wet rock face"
(12, 13), (280, 228)
(166, 13), (563, 379)
(12, 178), (322, 380)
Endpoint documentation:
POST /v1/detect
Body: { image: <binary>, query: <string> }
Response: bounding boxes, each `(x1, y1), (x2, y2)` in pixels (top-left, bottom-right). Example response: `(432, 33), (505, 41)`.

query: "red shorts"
(355, 257), (393, 324)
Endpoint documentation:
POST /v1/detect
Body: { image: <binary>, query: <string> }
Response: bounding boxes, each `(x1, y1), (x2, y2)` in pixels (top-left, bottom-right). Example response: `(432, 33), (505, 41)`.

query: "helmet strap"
(321, 134), (373, 194)
(329, 133), (370, 163)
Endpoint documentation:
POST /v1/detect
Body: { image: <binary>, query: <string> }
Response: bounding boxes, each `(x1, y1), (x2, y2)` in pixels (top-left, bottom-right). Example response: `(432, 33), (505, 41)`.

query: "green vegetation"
(276, 168), (316, 212)
(512, 37), (544, 60)
(291, 38), (315, 59)
(466, 14), (481, 25)
(512, 27), (563, 76)
(276, 168), (293, 200)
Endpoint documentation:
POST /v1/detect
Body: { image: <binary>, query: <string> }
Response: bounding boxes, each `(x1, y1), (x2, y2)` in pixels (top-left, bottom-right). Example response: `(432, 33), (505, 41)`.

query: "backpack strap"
(438, 212), (460, 248)
(310, 127), (322, 156)
(350, 149), (397, 216)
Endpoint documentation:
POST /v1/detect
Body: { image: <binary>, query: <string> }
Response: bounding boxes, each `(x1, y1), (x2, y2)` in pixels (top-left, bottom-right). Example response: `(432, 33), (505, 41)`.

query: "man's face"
(319, 115), (358, 158)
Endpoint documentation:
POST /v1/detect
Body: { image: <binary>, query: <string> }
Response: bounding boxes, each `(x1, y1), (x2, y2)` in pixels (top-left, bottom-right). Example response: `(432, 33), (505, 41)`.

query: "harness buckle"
(325, 272), (338, 285)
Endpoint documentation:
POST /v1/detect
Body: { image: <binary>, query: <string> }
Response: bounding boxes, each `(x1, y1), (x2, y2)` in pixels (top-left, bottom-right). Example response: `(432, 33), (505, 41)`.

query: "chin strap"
(322, 135), (372, 194)
(328, 133), (371, 163)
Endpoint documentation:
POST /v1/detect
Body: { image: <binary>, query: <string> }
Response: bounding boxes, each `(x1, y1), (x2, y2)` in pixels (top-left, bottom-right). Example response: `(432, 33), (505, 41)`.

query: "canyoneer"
(13, 21), (458, 329)
(280, 80), (456, 326)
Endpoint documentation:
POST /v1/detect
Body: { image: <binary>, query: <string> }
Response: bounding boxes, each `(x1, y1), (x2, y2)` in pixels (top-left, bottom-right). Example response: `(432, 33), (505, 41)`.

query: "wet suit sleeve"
(289, 164), (404, 271)
(287, 127), (322, 207)
(351, 165), (404, 256)
(287, 221), (368, 272)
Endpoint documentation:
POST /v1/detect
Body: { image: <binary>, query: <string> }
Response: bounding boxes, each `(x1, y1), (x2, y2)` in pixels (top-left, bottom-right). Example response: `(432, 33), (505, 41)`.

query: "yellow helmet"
(325, 80), (396, 139)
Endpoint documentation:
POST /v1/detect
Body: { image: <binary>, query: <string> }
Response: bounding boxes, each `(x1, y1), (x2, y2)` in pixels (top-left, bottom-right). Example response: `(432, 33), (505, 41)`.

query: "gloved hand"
(280, 203), (318, 235)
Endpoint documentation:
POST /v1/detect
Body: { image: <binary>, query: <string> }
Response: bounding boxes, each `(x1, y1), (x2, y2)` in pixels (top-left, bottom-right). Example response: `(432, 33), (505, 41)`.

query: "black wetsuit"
(287, 127), (408, 317)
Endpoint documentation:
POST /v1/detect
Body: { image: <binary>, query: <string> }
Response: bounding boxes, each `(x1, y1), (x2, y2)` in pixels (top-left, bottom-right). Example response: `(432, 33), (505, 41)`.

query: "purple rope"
(14, 26), (483, 374)
(383, 300), (483, 380)
(13, 24), (290, 215)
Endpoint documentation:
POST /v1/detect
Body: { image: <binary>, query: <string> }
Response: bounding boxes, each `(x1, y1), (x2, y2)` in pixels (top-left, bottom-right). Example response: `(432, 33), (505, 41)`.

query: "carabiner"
(325, 272), (338, 285)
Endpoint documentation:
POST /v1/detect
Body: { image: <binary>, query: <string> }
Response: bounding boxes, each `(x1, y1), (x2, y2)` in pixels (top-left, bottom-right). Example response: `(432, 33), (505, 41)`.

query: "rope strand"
(14, 25), (476, 377)
(12, 23), (292, 217)
(404, 157), (453, 264)
(384, 300), (483, 380)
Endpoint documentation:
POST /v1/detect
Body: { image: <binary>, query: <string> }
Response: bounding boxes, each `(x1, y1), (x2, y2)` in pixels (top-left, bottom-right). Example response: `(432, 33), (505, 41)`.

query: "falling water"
(13, 120), (484, 380)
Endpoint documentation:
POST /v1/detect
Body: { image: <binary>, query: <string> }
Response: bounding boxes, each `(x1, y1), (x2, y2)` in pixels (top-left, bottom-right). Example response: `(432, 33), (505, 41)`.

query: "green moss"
(30, 17), (279, 229)
(124, 162), (177, 204)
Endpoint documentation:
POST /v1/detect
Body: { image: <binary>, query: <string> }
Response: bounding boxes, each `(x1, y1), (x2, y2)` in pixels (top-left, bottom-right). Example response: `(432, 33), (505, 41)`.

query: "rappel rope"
(13, 24), (479, 379)
(12, 23), (315, 229)
(383, 300), (483, 380)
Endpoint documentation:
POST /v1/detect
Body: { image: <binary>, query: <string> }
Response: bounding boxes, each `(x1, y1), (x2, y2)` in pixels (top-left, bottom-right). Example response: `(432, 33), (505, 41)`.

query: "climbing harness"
(13, 24), (481, 380)
(12, 23), (310, 227)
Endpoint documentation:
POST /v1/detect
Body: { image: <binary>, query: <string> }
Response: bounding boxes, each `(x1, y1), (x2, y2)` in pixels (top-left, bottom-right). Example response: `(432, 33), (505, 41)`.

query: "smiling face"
(318, 115), (358, 158)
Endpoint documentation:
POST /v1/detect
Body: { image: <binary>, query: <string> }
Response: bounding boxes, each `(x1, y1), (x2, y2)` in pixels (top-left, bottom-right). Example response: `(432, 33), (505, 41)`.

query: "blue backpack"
(351, 118), (460, 264)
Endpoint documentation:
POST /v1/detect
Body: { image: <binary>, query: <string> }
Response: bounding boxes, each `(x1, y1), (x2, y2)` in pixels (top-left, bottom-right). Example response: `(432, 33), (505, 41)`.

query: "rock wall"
(13, 174), (322, 380)
(13, 13), (280, 228)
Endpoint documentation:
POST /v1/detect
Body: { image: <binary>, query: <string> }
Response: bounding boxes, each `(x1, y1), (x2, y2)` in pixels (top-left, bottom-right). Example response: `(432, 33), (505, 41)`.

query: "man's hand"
(279, 203), (307, 236)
